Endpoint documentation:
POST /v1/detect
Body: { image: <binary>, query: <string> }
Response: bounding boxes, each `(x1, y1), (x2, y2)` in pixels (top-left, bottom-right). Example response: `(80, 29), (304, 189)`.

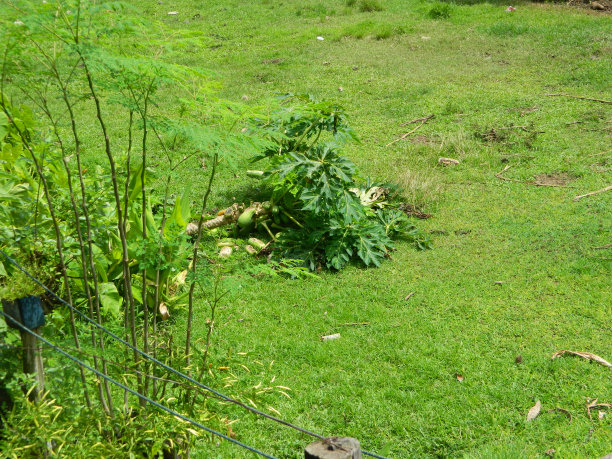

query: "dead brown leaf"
(159, 302), (170, 321)
(455, 373), (464, 382)
(438, 157), (460, 166)
(552, 350), (612, 368)
(527, 400), (542, 421)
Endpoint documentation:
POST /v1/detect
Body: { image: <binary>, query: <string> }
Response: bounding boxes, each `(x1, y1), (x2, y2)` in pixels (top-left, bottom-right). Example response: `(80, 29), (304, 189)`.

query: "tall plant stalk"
(136, 83), (154, 399)
(0, 98), (92, 409)
(185, 153), (218, 370)
(39, 96), (112, 414)
(27, 42), (116, 414)
(0, 43), (93, 408)
(75, 46), (143, 402)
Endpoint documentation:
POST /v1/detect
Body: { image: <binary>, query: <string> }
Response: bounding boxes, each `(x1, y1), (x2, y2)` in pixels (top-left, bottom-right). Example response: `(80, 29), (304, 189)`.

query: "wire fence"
(0, 309), (277, 459)
(0, 249), (390, 459)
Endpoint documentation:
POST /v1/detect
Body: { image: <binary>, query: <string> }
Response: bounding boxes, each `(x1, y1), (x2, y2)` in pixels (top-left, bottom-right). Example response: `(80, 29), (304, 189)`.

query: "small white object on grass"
(167, 11), (178, 15)
(316, 36), (324, 41)
(321, 333), (341, 341)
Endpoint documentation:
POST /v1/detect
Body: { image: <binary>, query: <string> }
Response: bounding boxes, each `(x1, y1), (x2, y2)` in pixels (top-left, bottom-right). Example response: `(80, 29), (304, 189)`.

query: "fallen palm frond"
(552, 350), (612, 368)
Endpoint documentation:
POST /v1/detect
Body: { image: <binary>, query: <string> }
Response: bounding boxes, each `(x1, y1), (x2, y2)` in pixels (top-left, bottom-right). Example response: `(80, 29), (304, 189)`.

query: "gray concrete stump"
(305, 437), (362, 459)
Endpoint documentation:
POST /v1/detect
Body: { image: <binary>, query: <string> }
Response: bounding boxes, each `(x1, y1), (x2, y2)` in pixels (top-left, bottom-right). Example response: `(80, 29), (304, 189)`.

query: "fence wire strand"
(0, 249), (389, 459)
(0, 309), (277, 459)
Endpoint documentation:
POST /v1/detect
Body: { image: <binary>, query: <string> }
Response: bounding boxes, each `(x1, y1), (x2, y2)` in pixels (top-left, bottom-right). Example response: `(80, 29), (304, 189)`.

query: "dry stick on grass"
(573, 185), (612, 201)
(586, 400), (612, 422)
(495, 165), (525, 184)
(399, 114), (435, 126)
(545, 93), (612, 104)
(495, 165), (569, 188)
(588, 150), (611, 157)
(339, 322), (370, 326)
(593, 243), (612, 250)
(387, 114), (434, 146)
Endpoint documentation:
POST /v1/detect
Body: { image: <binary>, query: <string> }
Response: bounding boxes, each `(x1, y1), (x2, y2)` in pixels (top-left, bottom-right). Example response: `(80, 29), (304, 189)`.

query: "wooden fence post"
(2, 296), (46, 401)
(305, 437), (362, 459)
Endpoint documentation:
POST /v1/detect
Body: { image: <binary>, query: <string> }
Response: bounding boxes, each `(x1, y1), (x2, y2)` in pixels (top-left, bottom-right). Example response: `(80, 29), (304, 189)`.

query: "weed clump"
(395, 169), (441, 210)
(340, 20), (405, 40)
(347, 0), (384, 12)
(427, 2), (452, 19)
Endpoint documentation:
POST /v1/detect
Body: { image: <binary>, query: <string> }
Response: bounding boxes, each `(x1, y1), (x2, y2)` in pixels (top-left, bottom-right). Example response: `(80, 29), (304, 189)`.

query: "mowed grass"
(106, 0), (610, 457)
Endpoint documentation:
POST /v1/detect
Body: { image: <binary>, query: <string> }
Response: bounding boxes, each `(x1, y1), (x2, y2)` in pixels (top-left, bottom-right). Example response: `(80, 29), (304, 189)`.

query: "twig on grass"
(495, 165), (525, 183)
(588, 150), (611, 157)
(387, 115), (434, 146)
(545, 93), (612, 105)
(592, 243), (612, 250)
(586, 399), (612, 422)
(399, 114), (435, 126)
(573, 185), (612, 201)
(339, 322), (370, 326)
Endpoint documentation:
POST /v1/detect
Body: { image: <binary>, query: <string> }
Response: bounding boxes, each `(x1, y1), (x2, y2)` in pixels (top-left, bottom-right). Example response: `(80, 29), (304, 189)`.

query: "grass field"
(4, 0), (611, 457)
(131, 1), (612, 457)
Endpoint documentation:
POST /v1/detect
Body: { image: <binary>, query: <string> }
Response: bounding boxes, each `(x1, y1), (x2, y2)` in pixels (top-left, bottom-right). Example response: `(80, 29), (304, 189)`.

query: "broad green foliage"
(0, 95), (192, 316)
(252, 95), (430, 270)
(0, 1), (255, 454)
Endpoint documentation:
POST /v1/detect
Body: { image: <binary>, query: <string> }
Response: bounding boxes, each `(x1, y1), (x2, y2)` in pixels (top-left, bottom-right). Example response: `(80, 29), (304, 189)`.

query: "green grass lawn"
(127, 1), (612, 457)
(4, 0), (610, 457)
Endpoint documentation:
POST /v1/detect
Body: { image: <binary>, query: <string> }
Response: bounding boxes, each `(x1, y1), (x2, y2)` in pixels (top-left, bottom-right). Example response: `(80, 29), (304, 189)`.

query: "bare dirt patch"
(410, 135), (438, 145)
(533, 173), (575, 187)
(261, 58), (285, 65)
(567, 0), (612, 11)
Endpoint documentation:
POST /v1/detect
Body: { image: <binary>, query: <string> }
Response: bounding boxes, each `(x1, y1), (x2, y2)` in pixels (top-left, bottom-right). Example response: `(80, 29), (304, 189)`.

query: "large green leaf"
(98, 282), (123, 317)
(167, 186), (191, 229)
(0, 111), (8, 141)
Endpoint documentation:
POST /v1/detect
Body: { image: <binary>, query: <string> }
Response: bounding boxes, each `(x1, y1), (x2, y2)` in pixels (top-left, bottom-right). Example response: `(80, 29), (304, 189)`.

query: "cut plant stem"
(282, 209), (303, 228)
(260, 221), (276, 241)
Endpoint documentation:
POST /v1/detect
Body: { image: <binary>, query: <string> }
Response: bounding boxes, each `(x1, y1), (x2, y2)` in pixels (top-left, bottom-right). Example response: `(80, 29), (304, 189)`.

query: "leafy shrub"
(250, 94), (430, 271)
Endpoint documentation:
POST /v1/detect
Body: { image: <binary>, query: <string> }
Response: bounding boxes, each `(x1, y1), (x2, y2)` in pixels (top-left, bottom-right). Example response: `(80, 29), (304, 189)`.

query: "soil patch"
(400, 203), (432, 219)
(566, 0), (611, 11)
(533, 173), (575, 187)
(261, 58), (285, 65)
(410, 135), (438, 145)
